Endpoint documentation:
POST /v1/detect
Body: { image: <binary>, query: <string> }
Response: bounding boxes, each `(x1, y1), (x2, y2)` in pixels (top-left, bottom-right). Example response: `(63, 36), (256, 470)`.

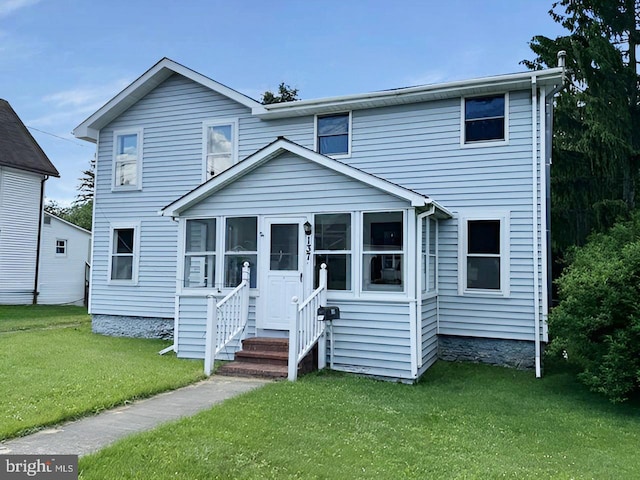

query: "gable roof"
(159, 137), (452, 218)
(44, 212), (92, 235)
(0, 99), (60, 177)
(72, 58), (266, 142)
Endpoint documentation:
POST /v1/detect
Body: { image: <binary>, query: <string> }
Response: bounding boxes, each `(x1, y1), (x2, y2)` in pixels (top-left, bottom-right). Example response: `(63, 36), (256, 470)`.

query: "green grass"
(0, 304), (90, 332)
(0, 307), (204, 440)
(79, 362), (640, 479)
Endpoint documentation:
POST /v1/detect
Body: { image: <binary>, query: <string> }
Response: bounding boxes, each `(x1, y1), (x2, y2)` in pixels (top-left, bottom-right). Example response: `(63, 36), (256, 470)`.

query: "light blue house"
(73, 57), (565, 381)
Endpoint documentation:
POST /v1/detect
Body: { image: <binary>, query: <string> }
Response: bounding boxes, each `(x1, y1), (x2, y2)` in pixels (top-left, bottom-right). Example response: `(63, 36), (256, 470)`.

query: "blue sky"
(0, 0), (566, 205)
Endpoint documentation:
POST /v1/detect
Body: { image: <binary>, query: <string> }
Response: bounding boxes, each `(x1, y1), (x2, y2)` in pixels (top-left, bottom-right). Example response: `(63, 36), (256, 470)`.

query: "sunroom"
(160, 138), (451, 381)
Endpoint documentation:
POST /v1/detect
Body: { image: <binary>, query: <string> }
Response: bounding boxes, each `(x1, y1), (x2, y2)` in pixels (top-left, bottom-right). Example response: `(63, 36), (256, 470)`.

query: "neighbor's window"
(362, 211), (404, 292)
(464, 95), (505, 143)
(466, 220), (501, 290)
(184, 219), (216, 288)
(113, 129), (142, 189)
(205, 121), (237, 179)
(56, 239), (67, 256)
(317, 112), (350, 156)
(421, 217), (437, 293)
(314, 213), (351, 291)
(224, 217), (257, 288)
(110, 227), (138, 282)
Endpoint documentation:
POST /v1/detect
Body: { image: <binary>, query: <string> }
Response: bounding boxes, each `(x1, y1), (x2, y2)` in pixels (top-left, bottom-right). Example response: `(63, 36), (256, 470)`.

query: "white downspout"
(531, 76), (542, 378)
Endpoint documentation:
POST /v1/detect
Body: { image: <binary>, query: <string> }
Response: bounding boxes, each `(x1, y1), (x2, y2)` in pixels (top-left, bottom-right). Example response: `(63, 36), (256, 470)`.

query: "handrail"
(288, 263), (327, 381)
(204, 262), (250, 376)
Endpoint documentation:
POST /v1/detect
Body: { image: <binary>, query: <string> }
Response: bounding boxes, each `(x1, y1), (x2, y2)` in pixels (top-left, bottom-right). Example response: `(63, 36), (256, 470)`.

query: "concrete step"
(217, 361), (288, 379)
(234, 349), (288, 366)
(241, 337), (289, 353)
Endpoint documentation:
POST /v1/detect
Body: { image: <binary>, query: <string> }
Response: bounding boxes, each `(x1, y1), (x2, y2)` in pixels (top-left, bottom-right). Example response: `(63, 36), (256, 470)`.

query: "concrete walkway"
(0, 376), (269, 457)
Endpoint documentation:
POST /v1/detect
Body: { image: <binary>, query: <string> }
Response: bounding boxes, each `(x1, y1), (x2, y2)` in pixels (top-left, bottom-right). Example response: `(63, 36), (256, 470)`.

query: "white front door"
(262, 217), (307, 330)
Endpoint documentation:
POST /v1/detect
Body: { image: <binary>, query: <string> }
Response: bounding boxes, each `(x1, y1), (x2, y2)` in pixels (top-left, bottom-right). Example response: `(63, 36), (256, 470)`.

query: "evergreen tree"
(261, 82), (299, 104)
(523, 0), (640, 254)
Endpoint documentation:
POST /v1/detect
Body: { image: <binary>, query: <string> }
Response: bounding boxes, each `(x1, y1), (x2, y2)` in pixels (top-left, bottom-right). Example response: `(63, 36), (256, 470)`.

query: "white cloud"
(0, 0), (40, 18)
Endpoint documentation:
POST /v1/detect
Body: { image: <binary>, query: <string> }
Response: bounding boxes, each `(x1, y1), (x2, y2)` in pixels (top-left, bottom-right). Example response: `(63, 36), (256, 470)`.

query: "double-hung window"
(316, 112), (350, 156)
(224, 217), (257, 288)
(463, 94), (507, 144)
(362, 211), (404, 292)
(314, 213), (351, 291)
(56, 239), (67, 257)
(184, 219), (216, 288)
(421, 217), (437, 293)
(204, 120), (237, 179)
(110, 224), (139, 283)
(460, 213), (510, 295)
(113, 129), (142, 189)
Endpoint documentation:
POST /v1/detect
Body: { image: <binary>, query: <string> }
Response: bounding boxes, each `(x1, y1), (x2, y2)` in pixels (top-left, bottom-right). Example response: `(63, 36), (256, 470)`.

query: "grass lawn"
(79, 362), (640, 479)
(0, 306), (204, 440)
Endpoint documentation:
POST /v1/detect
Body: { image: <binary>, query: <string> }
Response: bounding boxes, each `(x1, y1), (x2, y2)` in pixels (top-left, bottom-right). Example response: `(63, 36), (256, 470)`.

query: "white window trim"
(460, 92), (509, 148)
(360, 209), (407, 296)
(223, 216), (258, 289)
(55, 239), (67, 257)
(108, 221), (141, 285)
(314, 111), (352, 159)
(458, 211), (510, 297)
(112, 128), (143, 191)
(181, 217), (219, 292)
(202, 119), (239, 182)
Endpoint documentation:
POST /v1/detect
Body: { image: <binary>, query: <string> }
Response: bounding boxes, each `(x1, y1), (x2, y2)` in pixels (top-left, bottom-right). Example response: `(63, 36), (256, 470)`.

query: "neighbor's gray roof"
(0, 99), (59, 177)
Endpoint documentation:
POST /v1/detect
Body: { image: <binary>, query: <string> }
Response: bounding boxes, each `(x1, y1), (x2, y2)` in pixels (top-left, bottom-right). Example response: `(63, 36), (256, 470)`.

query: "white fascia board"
(74, 58), (265, 142)
(160, 139), (436, 217)
(257, 68), (565, 119)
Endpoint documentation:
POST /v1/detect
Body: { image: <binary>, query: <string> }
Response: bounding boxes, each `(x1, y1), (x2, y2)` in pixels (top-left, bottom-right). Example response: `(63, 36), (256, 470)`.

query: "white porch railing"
(288, 263), (328, 381)
(204, 262), (250, 376)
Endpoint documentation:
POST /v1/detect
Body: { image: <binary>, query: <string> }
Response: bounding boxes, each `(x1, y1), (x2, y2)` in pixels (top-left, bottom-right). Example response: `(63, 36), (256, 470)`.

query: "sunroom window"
(224, 217), (257, 288)
(421, 217), (437, 293)
(362, 211), (403, 292)
(184, 219), (216, 288)
(314, 213), (351, 291)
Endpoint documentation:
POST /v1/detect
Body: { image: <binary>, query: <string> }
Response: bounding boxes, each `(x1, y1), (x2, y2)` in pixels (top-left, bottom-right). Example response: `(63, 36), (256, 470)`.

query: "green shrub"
(549, 211), (640, 402)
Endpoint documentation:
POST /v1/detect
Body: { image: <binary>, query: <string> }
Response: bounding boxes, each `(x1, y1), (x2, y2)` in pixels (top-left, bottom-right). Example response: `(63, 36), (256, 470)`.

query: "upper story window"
(314, 213), (352, 291)
(362, 211), (404, 292)
(204, 120), (237, 180)
(316, 112), (350, 156)
(463, 94), (507, 144)
(113, 129), (142, 190)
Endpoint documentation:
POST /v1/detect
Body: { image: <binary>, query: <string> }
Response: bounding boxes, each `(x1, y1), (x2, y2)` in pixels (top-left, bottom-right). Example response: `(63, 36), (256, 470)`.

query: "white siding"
(0, 167), (42, 304)
(39, 215), (91, 305)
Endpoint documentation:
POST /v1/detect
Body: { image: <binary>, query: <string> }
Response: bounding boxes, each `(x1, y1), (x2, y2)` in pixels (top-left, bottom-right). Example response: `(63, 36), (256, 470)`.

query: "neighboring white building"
(39, 212), (91, 306)
(0, 99), (59, 305)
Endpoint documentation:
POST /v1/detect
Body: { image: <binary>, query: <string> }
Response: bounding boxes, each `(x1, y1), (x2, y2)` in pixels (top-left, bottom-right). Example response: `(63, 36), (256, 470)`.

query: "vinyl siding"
(419, 296), (438, 375)
(0, 167), (41, 304)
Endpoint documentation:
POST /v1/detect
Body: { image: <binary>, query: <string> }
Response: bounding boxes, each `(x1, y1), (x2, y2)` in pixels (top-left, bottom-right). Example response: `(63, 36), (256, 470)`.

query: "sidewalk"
(0, 376), (269, 457)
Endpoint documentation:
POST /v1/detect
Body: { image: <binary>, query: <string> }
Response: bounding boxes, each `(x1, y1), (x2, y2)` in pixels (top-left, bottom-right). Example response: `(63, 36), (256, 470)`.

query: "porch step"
(216, 337), (317, 380)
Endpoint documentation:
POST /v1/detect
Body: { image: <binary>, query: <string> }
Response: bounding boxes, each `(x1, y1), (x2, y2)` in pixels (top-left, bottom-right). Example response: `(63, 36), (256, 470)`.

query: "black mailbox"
(317, 306), (340, 321)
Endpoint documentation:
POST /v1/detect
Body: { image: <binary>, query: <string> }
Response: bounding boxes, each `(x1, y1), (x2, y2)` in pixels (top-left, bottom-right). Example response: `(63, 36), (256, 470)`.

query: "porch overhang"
(159, 137), (452, 219)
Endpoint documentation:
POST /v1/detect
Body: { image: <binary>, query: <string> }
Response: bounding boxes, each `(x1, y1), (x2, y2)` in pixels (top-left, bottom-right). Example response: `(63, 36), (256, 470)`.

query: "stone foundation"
(438, 335), (536, 370)
(92, 315), (174, 340)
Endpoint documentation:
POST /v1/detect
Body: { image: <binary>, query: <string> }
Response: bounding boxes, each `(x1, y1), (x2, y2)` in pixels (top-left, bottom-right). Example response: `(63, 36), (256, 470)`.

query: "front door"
(262, 217), (306, 330)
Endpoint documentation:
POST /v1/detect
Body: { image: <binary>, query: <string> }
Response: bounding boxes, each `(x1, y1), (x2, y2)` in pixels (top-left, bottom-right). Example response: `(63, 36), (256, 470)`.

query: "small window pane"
(468, 220), (500, 254)
(56, 240), (66, 255)
(363, 212), (403, 251)
(116, 134), (138, 159)
(186, 219), (216, 253)
(184, 255), (215, 288)
(112, 256), (133, 280)
(314, 254), (351, 291)
(318, 115), (348, 135)
(115, 161), (137, 186)
(429, 256), (436, 291)
(465, 96), (505, 120)
(363, 254), (403, 291)
(319, 135), (348, 156)
(224, 254), (257, 288)
(465, 118), (505, 142)
(429, 218), (437, 255)
(226, 217), (257, 252)
(315, 214), (350, 250)
(467, 257), (500, 290)
(270, 224), (298, 271)
(115, 229), (134, 254)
